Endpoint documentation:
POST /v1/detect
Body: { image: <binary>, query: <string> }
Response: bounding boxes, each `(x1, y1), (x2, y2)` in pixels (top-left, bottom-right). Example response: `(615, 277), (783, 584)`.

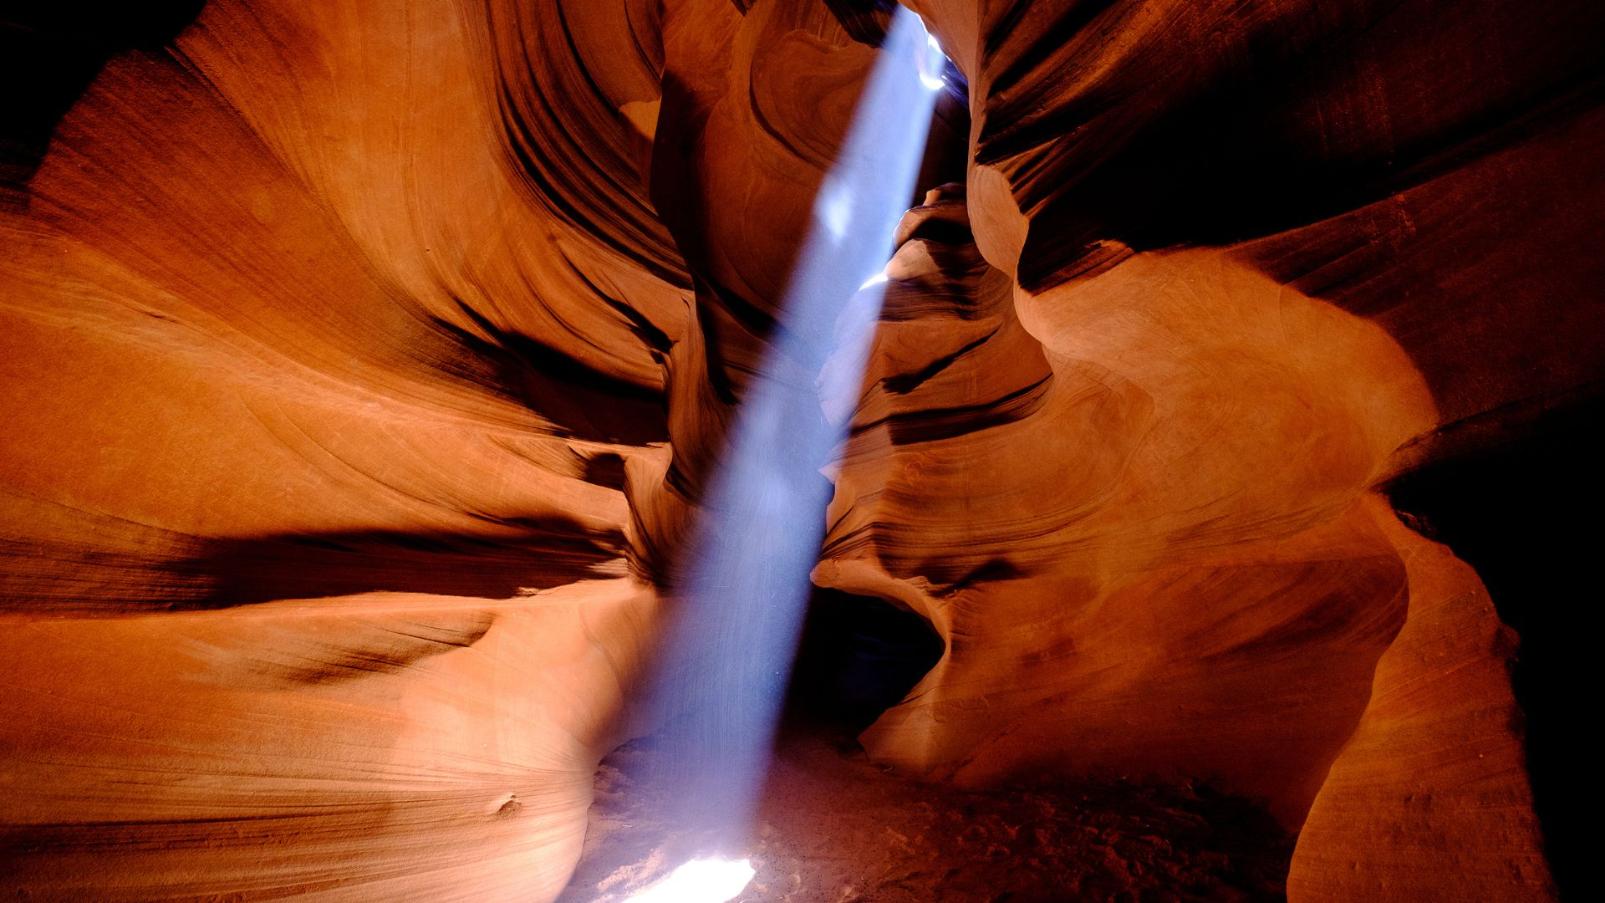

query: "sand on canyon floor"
(557, 726), (1292, 902)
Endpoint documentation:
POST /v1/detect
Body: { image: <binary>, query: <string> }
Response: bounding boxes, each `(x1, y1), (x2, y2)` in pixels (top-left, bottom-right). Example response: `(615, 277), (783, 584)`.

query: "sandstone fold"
(1, 0), (1597, 899)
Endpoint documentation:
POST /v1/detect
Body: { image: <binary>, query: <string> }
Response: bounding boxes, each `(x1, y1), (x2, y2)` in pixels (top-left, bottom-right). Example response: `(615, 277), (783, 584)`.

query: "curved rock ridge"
(0, 0), (1598, 900)
(911, 0), (1605, 438)
(0, 582), (658, 901)
(2, 0), (693, 614)
(821, 189), (1438, 831)
(3, 0), (686, 898)
(890, 0), (1597, 896)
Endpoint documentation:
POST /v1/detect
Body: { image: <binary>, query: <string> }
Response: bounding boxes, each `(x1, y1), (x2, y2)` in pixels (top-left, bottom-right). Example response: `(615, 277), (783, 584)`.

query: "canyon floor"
(558, 726), (1293, 902)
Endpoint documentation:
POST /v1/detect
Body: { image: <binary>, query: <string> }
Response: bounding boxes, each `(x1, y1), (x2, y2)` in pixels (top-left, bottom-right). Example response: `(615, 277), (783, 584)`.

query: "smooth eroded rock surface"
(3, 0), (1599, 899)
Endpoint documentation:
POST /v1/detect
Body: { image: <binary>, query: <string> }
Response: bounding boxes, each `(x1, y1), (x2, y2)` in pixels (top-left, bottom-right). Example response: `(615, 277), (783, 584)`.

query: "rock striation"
(2, 0), (1599, 899)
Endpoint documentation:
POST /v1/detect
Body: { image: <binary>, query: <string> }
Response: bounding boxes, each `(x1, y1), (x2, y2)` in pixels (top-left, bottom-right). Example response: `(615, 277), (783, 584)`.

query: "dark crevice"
(822, 0), (896, 47)
(1004, 6), (1605, 295)
(784, 587), (945, 736)
(581, 450), (629, 491)
(438, 300), (669, 445)
(167, 523), (621, 608)
(850, 372), (1052, 445)
(1, 1), (205, 208)
(1385, 393), (1601, 900)
(881, 328), (996, 394)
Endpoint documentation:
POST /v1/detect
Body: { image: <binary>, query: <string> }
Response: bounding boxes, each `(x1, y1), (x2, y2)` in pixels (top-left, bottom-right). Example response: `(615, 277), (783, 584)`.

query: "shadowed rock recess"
(1, 0), (1597, 900)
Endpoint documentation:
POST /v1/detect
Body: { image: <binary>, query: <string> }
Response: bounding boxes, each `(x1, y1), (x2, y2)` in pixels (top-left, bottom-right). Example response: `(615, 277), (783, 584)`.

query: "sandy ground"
(557, 727), (1291, 902)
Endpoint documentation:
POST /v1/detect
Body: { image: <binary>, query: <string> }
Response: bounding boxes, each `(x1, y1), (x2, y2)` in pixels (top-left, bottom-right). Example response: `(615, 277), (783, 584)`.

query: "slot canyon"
(1, 0), (1599, 900)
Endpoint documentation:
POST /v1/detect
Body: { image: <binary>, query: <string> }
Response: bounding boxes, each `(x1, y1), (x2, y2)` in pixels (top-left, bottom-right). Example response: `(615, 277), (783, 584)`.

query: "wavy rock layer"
(0, 583), (655, 900)
(2, 0), (681, 898)
(2, 0), (1600, 900)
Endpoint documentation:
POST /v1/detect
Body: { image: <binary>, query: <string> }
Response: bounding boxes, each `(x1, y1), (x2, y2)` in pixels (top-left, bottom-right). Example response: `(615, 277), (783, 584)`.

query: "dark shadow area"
(1387, 394), (1601, 900)
(1001, 4), (1605, 295)
(821, 0), (895, 46)
(784, 587), (945, 735)
(164, 521), (623, 609)
(436, 302), (670, 446)
(582, 450), (629, 491)
(913, 66), (970, 206)
(1, 1), (205, 208)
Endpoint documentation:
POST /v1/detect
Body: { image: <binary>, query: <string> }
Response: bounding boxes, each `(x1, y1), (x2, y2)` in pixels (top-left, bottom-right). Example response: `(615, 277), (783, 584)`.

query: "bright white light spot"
(820, 181), (852, 238)
(918, 33), (947, 90)
(625, 857), (756, 903)
(858, 270), (889, 290)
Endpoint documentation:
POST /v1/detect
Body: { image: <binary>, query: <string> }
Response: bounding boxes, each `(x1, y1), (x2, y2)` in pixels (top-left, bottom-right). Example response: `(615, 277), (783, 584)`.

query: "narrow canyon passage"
(2, 1), (1600, 901)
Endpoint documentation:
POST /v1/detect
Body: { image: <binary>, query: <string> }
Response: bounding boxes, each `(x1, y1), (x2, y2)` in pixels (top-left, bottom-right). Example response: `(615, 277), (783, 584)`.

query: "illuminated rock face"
(2, 2), (679, 899)
(1, 0), (1598, 900)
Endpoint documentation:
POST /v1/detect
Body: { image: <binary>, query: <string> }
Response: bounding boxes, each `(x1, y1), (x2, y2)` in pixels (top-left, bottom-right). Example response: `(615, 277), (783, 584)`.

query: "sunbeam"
(636, 4), (947, 877)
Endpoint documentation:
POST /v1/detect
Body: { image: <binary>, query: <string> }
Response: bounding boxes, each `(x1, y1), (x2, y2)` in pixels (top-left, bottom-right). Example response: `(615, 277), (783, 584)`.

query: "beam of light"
(820, 177), (854, 239)
(624, 858), (756, 903)
(858, 269), (889, 290)
(917, 34), (948, 90)
(635, 4), (946, 867)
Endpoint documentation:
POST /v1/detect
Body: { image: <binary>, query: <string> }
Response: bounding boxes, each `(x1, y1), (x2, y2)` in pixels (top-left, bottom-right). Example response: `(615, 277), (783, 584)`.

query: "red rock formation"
(2, 0), (1598, 899)
(885, 1), (1601, 896)
(2, 1), (681, 897)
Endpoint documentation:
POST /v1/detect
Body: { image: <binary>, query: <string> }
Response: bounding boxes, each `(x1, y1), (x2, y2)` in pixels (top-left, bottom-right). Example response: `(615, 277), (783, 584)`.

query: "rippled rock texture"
(2, 0), (1599, 899)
